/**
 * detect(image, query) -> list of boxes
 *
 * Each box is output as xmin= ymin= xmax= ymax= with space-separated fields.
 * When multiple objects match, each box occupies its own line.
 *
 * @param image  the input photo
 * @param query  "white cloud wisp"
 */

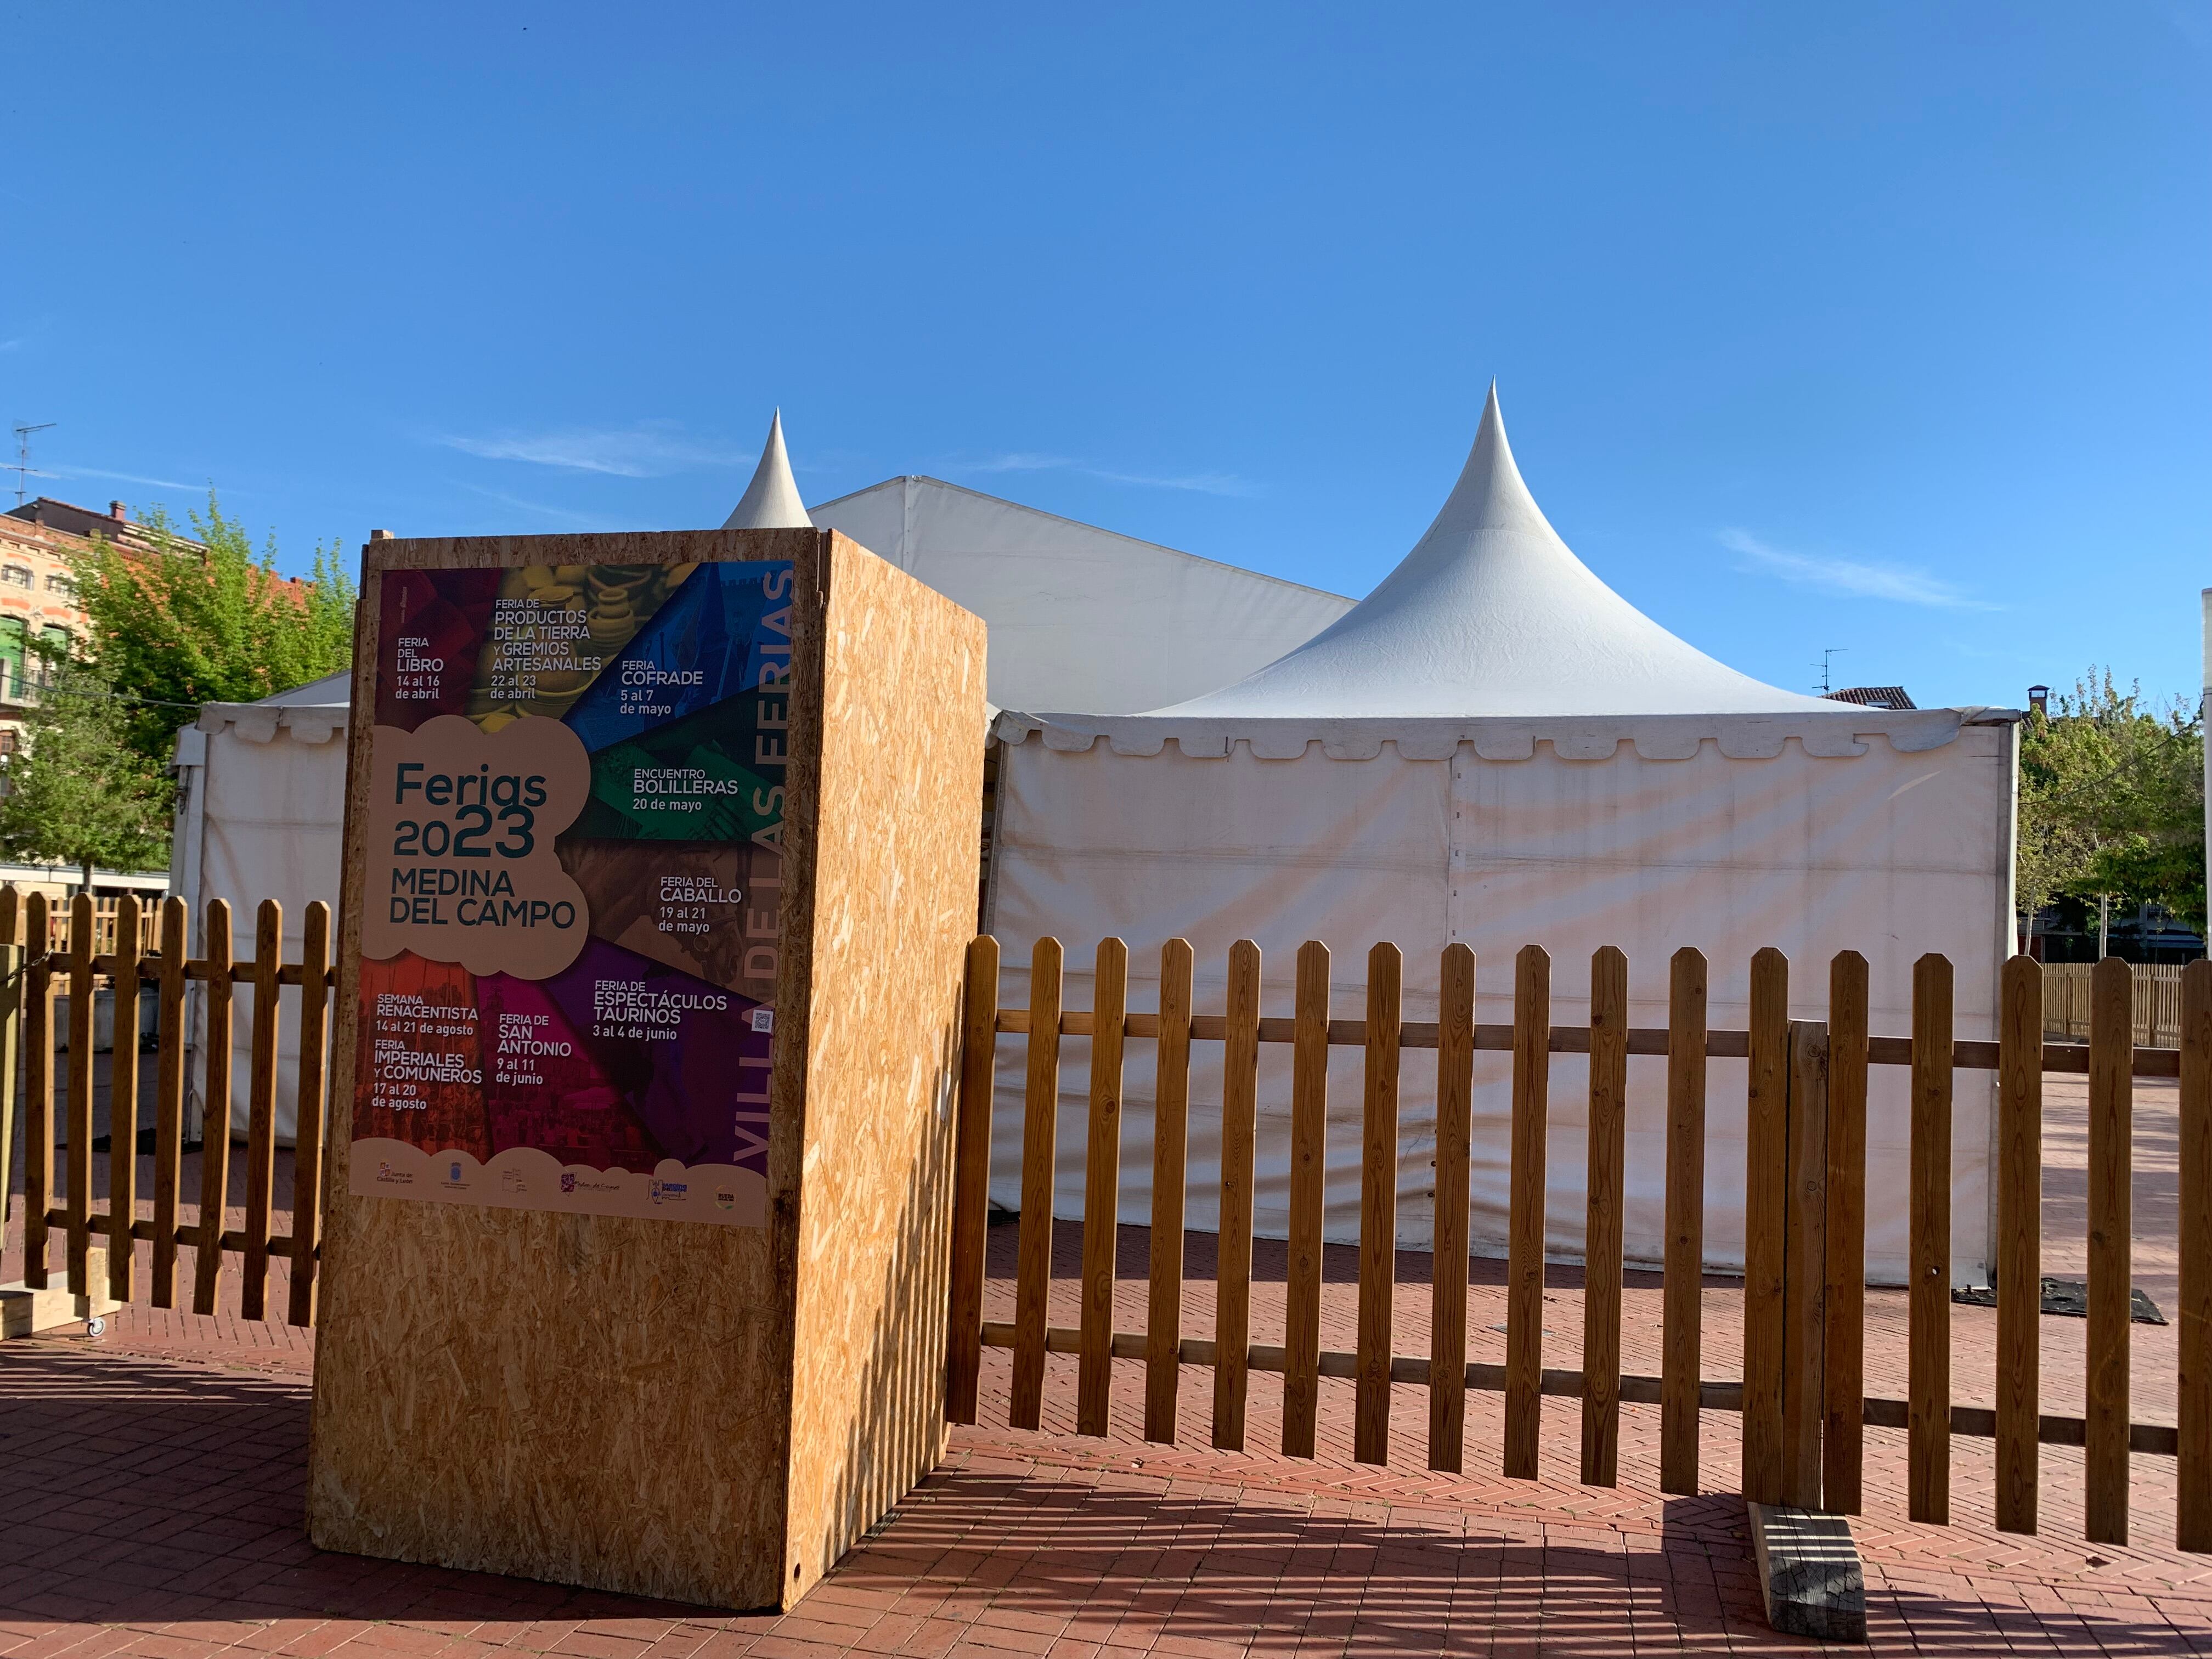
xmin=1722 ymin=528 xmax=1997 ymax=611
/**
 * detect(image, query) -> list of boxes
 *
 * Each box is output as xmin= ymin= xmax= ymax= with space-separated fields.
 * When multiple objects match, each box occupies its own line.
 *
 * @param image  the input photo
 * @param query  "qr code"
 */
xmin=749 ymin=1008 xmax=774 ymax=1033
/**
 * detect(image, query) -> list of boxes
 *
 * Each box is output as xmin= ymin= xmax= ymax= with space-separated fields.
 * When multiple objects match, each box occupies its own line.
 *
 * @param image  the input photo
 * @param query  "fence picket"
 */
xmin=151 ymin=898 xmax=189 ymax=1308
xmin=1355 ymin=942 xmax=1402 ymax=1467
xmin=192 ymin=900 xmax=235 ymax=1316
xmin=1077 ymin=938 xmax=1128 ymax=1437
xmin=0 ymin=889 xmax=16 ymax=1274
xmin=1145 ymin=939 xmax=1194 ymax=1443
xmin=1781 ymin=1020 xmax=1829 ymax=1510
xmin=287 ymin=901 xmax=332 ymax=1328
xmin=1505 ymin=944 xmax=1550 ymax=1480
xmin=1661 ymin=947 xmax=1708 ymax=1496
xmin=1010 ymin=935 xmax=1063 ymax=1431
xmin=1582 ymin=946 xmax=1628 ymax=1488
xmin=66 ymin=894 xmax=95 ymax=1295
xmin=1741 ymin=946 xmax=1789 ymax=1506
xmin=1997 ymin=954 xmax=2042 ymax=1535
xmin=240 ymin=900 xmax=283 ymax=1321
xmin=1429 ymin=943 xmax=1475 ymax=1474
xmin=1279 ymin=940 xmax=1325 ymax=1458
xmin=2181 ymin=958 xmax=2212 ymax=1554
xmin=105 ymin=896 xmax=143 ymax=1303
xmin=1825 ymin=952 xmax=1869 ymax=1515
xmin=2086 ymin=956 xmax=2132 ymax=1545
xmin=1910 ymin=952 xmax=1954 ymax=1525
xmin=1216 ymin=939 xmax=1264 ymax=1451
xmin=945 ymin=935 xmax=998 ymax=1426
xmin=21 ymin=891 xmax=49 ymax=1290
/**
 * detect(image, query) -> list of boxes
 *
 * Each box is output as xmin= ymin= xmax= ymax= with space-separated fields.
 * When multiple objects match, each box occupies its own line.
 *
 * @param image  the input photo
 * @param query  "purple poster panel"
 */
xmin=352 ymin=560 xmax=796 ymax=1226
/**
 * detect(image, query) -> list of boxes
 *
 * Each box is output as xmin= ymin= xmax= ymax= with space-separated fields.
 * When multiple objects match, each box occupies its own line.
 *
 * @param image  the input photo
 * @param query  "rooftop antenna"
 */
xmin=10 ymin=422 xmax=54 ymax=507
xmin=1814 ymin=646 xmax=1846 ymax=695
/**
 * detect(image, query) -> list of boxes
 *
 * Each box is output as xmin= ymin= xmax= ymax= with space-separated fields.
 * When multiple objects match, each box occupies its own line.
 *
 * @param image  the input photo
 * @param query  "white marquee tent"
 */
xmin=986 ymin=387 xmax=2017 ymax=1285
xmin=171 ymin=415 xmax=1351 ymax=1137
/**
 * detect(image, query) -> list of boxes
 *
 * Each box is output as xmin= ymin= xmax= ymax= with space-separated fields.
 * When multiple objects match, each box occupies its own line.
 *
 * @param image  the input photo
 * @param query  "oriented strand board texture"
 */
xmin=779 ymin=535 xmax=985 ymax=1594
xmin=308 ymin=530 xmax=826 ymax=1612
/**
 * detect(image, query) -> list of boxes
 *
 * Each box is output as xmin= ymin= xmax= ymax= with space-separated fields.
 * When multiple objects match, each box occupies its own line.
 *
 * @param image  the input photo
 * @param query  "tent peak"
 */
xmin=722 ymin=409 xmax=811 ymax=530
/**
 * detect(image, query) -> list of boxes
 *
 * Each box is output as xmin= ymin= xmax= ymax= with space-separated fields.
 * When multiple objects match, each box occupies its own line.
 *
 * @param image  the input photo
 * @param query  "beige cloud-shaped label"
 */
xmin=363 ymin=714 xmax=593 ymax=980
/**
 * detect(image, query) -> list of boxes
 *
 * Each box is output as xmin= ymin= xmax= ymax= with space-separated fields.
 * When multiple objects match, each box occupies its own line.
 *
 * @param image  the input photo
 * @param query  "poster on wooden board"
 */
xmin=309 ymin=528 xmax=987 ymax=1613
xmin=352 ymin=555 xmax=799 ymax=1226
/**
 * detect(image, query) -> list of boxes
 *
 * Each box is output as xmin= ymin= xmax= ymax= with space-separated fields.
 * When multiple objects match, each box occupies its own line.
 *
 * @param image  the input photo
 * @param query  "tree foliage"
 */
xmin=2017 ymin=669 xmax=2205 ymax=928
xmin=0 ymin=662 xmax=174 ymax=882
xmin=67 ymin=493 xmax=356 ymax=766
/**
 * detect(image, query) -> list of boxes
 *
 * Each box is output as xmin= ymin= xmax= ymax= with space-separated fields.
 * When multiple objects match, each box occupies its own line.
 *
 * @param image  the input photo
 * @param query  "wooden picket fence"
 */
xmin=945 ymin=936 xmax=2212 ymax=1554
xmin=2044 ymin=961 xmax=2187 ymax=1049
xmin=0 ymin=885 xmax=336 ymax=1327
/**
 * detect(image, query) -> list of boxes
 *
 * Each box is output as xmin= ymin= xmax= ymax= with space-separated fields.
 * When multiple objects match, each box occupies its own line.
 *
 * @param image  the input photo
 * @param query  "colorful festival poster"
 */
xmin=351 ymin=559 xmax=796 ymax=1226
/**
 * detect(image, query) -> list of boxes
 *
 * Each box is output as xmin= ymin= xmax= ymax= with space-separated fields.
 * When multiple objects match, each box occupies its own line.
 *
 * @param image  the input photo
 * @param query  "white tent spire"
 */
xmin=1144 ymin=385 xmax=1836 ymax=719
xmin=722 ymin=409 xmax=811 ymax=530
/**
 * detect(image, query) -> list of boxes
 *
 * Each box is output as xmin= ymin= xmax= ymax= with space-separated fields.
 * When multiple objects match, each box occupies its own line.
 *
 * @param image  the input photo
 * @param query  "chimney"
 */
xmin=108 ymin=501 xmax=127 ymax=522
xmin=2028 ymin=685 xmax=2050 ymax=717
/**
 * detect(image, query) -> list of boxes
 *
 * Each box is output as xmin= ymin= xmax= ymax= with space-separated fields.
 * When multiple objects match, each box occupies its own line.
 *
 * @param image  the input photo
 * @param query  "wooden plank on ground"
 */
xmin=1216 ymin=939 xmax=1263 ymax=1451
xmin=19 ymin=892 xmax=47 ymax=1291
xmin=1582 ymin=945 xmax=1628 ymax=1488
xmin=66 ymin=894 xmax=94 ymax=1296
xmin=1910 ymin=952 xmax=1953 ymax=1526
xmin=151 ymin=898 xmax=188 ymax=1308
xmin=286 ymin=901 xmax=332 ymax=1328
xmin=240 ymin=900 xmax=282 ymax=1321
xmin=2181 ymin=958 xmax=2212 ymax=1554
xmin=106 ymin=896 xmax=142 ymax=1304
xmin=2085 ymin=955 xmax=2131 ymax=1546
xmin=1741 ymin=946 xmax=1788 ymax=1506
xmin=1505 ymin=943 xmax=1550 ymax=1480
xmin=1781 ymin=1020 xmax=1829 ymax=1510
xmin=1145 ymin=938 xmax=1194 ymax=1444
xmin=191 ymin=901 xmax=235 ymax=1316
xmin=1355 ymin=942 xmax=1402 ymax=1467
xmin=1661 ymin=946 xmax=1708 ymax=1497
xmin=1279 ymin=939 xmax=1328 ymax=1454
xmin=1824 ymin=952 xmax=1869 ymax=1516
xmin=1429 ymin=942 xmax=1475 ymax=1474
xmin=1996 ymin=953 xmax=2042 ymax=1535
xmin=945 ymin=935 xmax=998 ymax=1426
xmin=1077 ymin=938 xmax=1128 ymax=1437
xmin=1011 ymin=936 xmax=1063 ymax=1431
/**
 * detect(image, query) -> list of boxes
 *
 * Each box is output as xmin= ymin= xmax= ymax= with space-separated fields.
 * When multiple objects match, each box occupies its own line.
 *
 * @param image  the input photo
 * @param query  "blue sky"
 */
xmin=4 ymin=2 xmax=2206 ymax=709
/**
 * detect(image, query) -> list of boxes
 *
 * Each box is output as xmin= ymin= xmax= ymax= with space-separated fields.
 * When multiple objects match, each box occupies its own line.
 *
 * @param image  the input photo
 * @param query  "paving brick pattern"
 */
xmin=2 ymin=1079 xmax=2207 ymax=1654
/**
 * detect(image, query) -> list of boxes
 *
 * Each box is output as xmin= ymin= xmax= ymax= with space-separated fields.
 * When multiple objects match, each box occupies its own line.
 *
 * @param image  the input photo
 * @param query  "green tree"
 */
xmin=0 ymin=662 xmax=174 ymax=884
xmin=2018 ymin=668 xmax=2205 ymax=930
xmin=67 ymin=493 xmax=355 ymax=767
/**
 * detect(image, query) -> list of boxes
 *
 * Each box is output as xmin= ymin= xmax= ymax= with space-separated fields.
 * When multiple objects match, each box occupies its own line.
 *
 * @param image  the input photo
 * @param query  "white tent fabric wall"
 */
xmin=810 ymin=476 xmax=1354 ymax=715
xmin=170 ymin=673 xmax=350 ymax=1144
xmin=985 ymin=709 xmax=2016 ymax=1286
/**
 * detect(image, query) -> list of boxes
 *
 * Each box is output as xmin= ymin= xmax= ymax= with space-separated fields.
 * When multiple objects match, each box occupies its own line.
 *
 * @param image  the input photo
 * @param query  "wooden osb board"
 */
xmin=309 ymin=529 xmax=826 ymax=1611
xmin=778 ymin=535 xmax=985 ymax=1592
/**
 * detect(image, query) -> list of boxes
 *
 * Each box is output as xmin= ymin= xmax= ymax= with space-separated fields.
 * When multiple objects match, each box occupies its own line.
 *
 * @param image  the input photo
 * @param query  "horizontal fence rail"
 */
xmin=944 ymin=936 xmax=2212 ymax=1556
xmin=0 ymin=885 xmax=336 ymax=1329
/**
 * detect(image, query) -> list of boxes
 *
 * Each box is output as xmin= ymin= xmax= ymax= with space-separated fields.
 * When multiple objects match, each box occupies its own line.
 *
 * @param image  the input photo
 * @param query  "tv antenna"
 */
xmin=10 ymin=422 xmax=54 ymax=507
xmin=1814 ymin=647 xmax=1846 ymax=695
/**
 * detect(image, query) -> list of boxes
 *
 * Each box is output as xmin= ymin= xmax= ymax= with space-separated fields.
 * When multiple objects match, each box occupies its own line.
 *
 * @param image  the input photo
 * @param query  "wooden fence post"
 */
xmin=1144 ymin=938 xmax=1194 ymax=1444
xmin=1996 ymin=954 xmax=2042 ymax=1535
xmin=191 ymin=899 xmax=235 ymax=1316
xmin=2085 ymin=956 xmax=2132 ymax=1545
xmin=2181 ymin=957 xmax=2212 ymax=1554
xmin=1824 ymin=952 xmax=1869 ymax=1515
xmin=151 ymin=897 xmax=189 ymax=1308
xmin=66 ymin=893 xmax=94 ymax=1296
xmin=1781 ymin=1019 xmax=1830 ymax=1510
xmin=1010 ymin=935 xmax=1062 ymax=1431
xmin=1077 ymin=938 xmax=1127 ymax=1437
xmin=1582 ymin=945 xmax=1628 ymax=1488
xmin=1278 ymin=940 xmax=1324 ymax=1457
xmin=107 ymin=895 xmax=143 ymax=1304
xmin=1660 ymin=947 xmax=1708 ymax=1496
xmin=1354 ymin=941 xmax=1402 ymax=1467
xmin=1910 ymin=952 xmax=1954 ymax=1525
xmin=287 ymin=901 xmax=332 ymax=1328
xmin=0 ymin=887 xmax=18 ymax=1238
xmin=1217 ymin=938 xmax=1263 ymax=1452
xmin=1504 ymin=944 xmax=1550 ymax=1481
xmin=1428 ymin=942 xmax=1475 ymax=1474
xmin=22 ymin=891 xmax=51 ymax=1289
xmin=945 ymin=935 xmax=998 ymax=1426
xmin=1741 ymin=946 xmax=1789 ymax=1505
xmin=240 ymin=899 xmax=282 ymax=1321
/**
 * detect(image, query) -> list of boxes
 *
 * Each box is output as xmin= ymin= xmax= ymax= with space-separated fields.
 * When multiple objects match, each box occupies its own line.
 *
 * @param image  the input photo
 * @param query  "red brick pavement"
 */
xmin=2 ymin=1077 xmax=2207 ymax=1655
